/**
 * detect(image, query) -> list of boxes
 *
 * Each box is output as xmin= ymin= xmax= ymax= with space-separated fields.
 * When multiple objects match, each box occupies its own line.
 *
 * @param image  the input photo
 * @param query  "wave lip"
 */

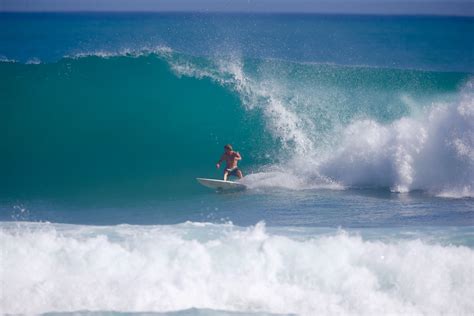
xmin=67 ymin=45 xmax=174 ymax=60
xmin=0 ymin=55 xmax=17 ymax=63
xmin=1 ymin=222 xmax=474 ymax=315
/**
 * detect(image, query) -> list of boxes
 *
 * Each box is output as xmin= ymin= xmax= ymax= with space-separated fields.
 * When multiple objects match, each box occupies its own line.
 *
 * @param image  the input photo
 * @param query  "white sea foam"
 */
xmin=25 ymin=57 xmax=42 ymax=64
xmin=0 ymin=55 xmax=17 ymax=63
xmin=1 ymin=222 xmax=473 ymax=315
xmin=240 ymin=168 xmax=344 ymax=191
xmin=68 ymin=45 xmax=174 ymax=60
xmin=317 ymin=81 xmax=474 ymax=196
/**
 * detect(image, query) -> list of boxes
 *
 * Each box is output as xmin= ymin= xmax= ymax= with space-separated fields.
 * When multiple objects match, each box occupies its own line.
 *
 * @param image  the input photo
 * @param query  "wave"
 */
xmin=1 ymin=221 xmax=473 ymax=315
xmin=164 ymin=51 xmax=473 ymax=197
xmin=1 ymin=50 xmax=472 ymax=197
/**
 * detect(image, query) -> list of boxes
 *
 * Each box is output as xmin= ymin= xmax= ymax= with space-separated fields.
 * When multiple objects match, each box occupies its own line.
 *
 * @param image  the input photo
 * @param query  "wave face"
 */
xmin=0 ymin=53 xmax=272 ymax=197
xmin=1 ymin=51 xmax=473 ymax=197
xmin=1 ymin=222 xmax=473 ymax=315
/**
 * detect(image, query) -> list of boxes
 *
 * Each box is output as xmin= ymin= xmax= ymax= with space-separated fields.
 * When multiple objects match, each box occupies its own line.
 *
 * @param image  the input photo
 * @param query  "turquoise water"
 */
xmin=1 ymin=13 xmax=473 ymax=315
xmin=2 ymin=54 xmax=470 ymax=197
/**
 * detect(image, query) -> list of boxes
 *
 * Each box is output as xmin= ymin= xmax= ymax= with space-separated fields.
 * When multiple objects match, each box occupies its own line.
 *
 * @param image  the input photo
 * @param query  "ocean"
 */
xmin=1 ymin=13 xmax=473 ymax=315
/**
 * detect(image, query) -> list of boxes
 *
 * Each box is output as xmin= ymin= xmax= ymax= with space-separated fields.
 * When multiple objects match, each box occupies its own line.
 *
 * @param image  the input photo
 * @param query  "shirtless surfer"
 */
xmin=216 ymin=144 xmax=243 ymax=181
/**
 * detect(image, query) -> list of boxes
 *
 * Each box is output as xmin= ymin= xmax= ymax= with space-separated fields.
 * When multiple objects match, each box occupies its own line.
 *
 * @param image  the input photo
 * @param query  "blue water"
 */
xmin=1 ymin=13 xmax=473 ymax=71
xmin=1 ymin=13 xmax=473 ymax=315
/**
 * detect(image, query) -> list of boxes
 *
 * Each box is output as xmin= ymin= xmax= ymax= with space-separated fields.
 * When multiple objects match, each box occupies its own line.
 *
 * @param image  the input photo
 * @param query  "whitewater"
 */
xmin=2 ymin=222 xmax=474 ymax=315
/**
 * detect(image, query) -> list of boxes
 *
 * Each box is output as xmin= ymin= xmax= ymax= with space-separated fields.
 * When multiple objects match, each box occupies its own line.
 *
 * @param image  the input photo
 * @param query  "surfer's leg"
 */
xmin=236 ymin=169 xmax=243 ymax=179
xmin=223 ymin=171 xmax=229 ymax=181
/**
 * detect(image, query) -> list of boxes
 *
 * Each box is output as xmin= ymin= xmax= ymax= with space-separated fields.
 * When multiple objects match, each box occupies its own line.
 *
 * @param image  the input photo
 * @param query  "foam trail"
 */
xmin=1 ymin=222 xmax=474 ymax=315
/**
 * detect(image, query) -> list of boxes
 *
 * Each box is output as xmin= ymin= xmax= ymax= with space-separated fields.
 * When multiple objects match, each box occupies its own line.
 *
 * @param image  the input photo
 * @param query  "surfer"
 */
xmin=216 ymin=144 xmax=243 ymax=181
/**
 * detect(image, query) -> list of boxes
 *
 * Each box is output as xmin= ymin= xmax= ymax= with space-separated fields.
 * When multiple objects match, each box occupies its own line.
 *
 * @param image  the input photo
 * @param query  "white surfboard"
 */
xmin=196 ymin=178 xmax=246 ymax=191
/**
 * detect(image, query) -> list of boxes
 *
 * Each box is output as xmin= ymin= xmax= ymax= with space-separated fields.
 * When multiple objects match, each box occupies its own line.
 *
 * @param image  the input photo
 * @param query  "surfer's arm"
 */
xmin=216 ymin=155 xmax=225 ymax=168
xmin=235 ymin=152 xmax=242 ymax=160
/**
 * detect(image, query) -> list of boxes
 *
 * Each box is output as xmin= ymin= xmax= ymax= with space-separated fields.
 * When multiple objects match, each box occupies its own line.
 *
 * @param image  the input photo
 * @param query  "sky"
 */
xmin=1 ymin=0 xmax=473 ymax=16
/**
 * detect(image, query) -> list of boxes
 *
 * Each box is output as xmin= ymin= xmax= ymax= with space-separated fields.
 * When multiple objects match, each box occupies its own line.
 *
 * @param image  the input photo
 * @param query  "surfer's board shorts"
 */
xmin=225 ymin=167 xmax=241 ymax=176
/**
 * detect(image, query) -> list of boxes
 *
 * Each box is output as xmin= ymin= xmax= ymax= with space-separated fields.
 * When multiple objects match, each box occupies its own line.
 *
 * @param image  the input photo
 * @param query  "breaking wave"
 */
xmin=164 ymin=51 xmax=473 ymax=197
xmin=1 ymin=221 xmax=473 ymax=315
xmin=1 ymin=49 xmax=472 ymax=197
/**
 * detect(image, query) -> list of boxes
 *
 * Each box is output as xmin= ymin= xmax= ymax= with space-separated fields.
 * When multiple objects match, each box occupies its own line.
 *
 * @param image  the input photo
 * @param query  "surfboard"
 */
xmin=196 ymin=178 xmax=246 ymax=191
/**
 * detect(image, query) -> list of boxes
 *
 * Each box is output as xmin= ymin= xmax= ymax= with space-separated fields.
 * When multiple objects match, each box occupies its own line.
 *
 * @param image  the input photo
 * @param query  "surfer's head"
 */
xmin=224 ymin=144 xmax=233 ymax=152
